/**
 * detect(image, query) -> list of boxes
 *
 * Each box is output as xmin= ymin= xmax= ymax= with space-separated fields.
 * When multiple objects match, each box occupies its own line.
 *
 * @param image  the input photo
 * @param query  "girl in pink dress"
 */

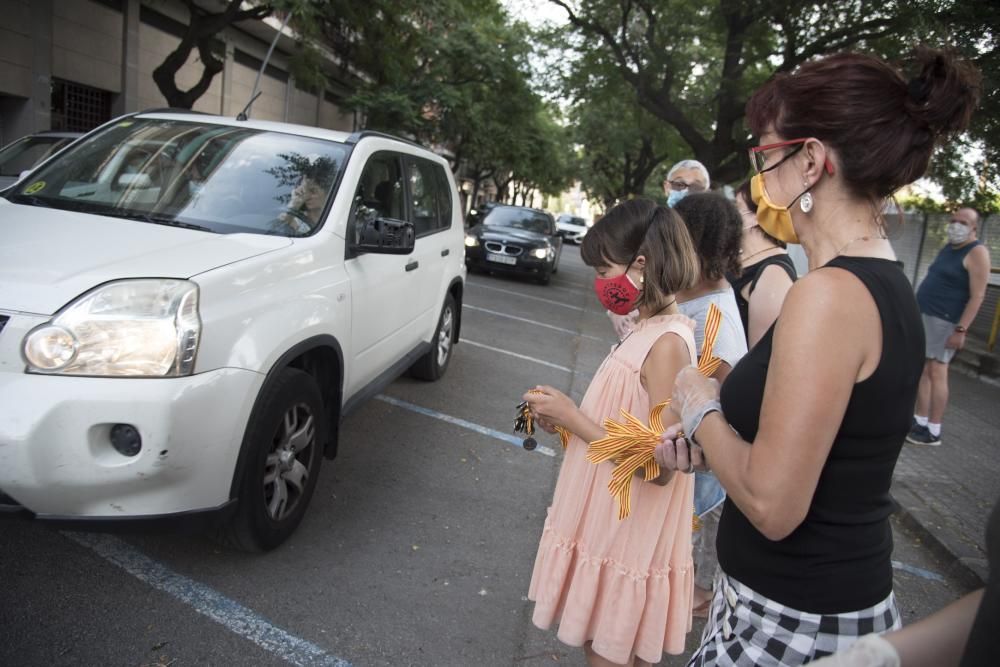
xmin=524 ymin=198 xmax=701 ymax=666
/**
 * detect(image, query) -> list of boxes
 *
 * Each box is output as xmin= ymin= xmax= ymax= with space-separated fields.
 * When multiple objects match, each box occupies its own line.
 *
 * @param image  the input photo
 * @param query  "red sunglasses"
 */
xmin=749 ymin=139 xmax=835 ymax=175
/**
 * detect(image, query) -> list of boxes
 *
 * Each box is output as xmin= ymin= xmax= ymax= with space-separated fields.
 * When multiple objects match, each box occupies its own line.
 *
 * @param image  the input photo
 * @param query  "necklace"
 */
xmin=741 ymin=245 xmax=781 ymax=265
xmin=835 ymin=234 xmax=886 ymax=256
xmin=650 ymin=299 xmax=677 ymax=317
xmin=616 ymin=300 xmax=678 ymax=347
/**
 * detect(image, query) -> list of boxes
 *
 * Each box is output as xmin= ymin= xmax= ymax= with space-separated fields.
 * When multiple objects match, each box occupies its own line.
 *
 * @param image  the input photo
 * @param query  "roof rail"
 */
xmin=344 ymin=130 xmax=425 ymax=149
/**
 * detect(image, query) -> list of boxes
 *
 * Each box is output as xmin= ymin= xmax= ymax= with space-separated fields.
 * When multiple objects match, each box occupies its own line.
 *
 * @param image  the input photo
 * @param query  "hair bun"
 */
xmin=904 ymin=46 xmax=980 ymax=138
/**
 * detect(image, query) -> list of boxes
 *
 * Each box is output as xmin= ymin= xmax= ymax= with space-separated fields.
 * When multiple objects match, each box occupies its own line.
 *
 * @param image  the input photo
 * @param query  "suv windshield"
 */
xmin=5 ymin=118 xmax=348 ymax=237
xmin=483 ymin=207 xmax=551 ymax=234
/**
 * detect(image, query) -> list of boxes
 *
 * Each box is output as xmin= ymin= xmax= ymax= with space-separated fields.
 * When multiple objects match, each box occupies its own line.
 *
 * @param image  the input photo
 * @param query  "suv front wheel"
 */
xmin=219 ymin=367 xmax=325 ymax=551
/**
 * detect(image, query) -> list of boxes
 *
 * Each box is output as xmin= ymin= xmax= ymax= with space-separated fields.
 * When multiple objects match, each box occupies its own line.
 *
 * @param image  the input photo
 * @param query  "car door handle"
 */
xmin=405 ymin=260 xmax=419 ymax=272
xmin=441 ymin=249 xmax=450 ymax=257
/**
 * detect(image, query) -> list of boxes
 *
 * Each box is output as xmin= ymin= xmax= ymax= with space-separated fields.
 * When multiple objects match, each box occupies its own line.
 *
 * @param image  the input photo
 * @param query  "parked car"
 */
xmin=0 ymin=131 xmax=82 ymax=189
xmin=555 ymin=213 xmax=589 ymax=244
xmin=464 ymin=204 xmax=562 ymax=284
xmin=0 ymin=111 xmax=466 ymax=551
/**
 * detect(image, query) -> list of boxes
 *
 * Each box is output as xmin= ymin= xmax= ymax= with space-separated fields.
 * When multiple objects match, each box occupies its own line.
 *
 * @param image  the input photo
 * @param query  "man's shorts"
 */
xmin=922 ymin=313 xmax=958 ymax=363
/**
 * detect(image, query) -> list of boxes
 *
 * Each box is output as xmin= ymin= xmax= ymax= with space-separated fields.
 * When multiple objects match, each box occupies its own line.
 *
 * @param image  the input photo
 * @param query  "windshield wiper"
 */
xmin=103 ymin=209 xmax=216 ymax=233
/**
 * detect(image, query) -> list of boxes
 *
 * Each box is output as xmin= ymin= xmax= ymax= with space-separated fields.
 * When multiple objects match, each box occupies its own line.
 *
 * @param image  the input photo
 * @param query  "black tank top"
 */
xmin=717 ymin=256 xmax=924 ymax=613
xmin=729 ymin=253 xmax=797 ymax=343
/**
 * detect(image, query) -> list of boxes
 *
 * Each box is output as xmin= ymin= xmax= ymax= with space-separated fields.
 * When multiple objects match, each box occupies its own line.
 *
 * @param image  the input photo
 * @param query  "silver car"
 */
xmin=0 ymin=131 xmax=82 ymax=189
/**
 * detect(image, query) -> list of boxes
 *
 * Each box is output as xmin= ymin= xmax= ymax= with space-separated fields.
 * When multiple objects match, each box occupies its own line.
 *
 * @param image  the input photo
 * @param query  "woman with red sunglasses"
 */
xmin=652 ymin=47 xmax=980 ymax=666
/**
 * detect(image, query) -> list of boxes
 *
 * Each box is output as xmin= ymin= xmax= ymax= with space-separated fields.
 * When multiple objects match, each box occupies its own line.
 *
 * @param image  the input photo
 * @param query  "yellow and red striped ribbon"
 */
xmin=586 ymin=303 xmax=723 ymax=520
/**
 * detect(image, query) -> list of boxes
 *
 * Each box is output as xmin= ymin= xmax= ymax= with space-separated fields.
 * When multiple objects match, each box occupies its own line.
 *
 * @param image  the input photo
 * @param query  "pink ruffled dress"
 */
xmin=528 ymin=314 xmax=697 ymax=664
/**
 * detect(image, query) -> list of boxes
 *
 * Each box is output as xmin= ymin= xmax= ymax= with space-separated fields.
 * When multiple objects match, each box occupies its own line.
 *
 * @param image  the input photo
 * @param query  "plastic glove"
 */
xmin=653 ymin=423 xmax=708 ymax=474
xmin=608 ymin=309 xmax=640 ymax=340
xmin=670 ymin=366 xmax=722 ymax=443
xmin=807 ymin=634 xmax=900 ymax=667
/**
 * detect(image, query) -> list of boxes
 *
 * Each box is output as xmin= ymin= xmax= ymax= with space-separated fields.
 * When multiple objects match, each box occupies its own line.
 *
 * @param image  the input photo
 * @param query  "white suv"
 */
xmin=0 ymin=111 xmax=465 ymax=550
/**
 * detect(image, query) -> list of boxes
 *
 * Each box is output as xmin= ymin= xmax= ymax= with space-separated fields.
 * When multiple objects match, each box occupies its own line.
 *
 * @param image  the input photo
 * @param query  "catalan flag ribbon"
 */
xmin=586 ymin=303 xmax=723 ymax=520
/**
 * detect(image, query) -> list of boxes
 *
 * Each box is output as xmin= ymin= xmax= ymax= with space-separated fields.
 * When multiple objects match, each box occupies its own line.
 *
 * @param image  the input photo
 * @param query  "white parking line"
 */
xmin=891 ymin=560 xmax=945 ymax=582
xmin=375 ymin=394 xmax=557 ymax=457
xmin=64 ymin=532 xmax=351 ymax=667
xmin=461 ymin=339 xmax=573 ymax=373
xmin=463 ymin=305 xmax=605 ymax=341
xmin=467 ymin=282 xmax=584 ymax=311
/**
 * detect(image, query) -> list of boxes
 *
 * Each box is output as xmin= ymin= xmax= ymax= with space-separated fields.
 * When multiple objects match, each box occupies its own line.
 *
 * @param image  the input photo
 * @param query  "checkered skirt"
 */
xmin=686 ymin=573 xmax=901 ymax=666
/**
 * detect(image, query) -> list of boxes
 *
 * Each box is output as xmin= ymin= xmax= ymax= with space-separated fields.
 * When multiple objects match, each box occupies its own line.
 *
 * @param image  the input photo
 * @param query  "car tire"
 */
xmin=410 ymin=293 xmax=457 ymax=381
xmin=218 ymin=367 xmax=325 ymax=552
xmin=537 ymin=269 xmax=552 ymax=285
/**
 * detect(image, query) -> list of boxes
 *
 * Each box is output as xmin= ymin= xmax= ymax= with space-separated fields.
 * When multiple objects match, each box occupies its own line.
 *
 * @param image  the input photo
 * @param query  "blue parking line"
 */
xmin=64 ymin=532 xmax=352 ymax=667
xmin=891 ymin=560 xmax=945 ymax=582
xmin=375 ymin=394 xmax=557 ymax=457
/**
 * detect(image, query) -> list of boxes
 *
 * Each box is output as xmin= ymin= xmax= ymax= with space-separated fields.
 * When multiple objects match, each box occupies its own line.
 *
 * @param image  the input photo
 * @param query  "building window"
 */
xmin=51 ymin=78 xmax=112 ymax=132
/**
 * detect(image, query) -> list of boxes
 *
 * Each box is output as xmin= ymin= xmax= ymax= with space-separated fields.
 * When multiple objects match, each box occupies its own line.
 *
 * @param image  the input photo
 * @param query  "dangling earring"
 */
xmin=800 ymin=192 xmax=813 ymax=213
xmin=639 ymin=274 xmax=645 ymax=285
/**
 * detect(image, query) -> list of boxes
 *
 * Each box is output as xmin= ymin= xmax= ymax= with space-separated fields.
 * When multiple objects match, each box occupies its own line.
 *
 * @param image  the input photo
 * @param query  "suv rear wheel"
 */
xmin=410 ymin=293 xmax=456 ymax=381
xmin=219 ymin=367 xmax=325 ymax=551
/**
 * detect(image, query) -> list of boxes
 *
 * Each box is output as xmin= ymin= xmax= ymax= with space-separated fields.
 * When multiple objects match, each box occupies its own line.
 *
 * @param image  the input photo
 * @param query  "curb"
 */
xmin=891 ymin=483 xmax=987 ymax=592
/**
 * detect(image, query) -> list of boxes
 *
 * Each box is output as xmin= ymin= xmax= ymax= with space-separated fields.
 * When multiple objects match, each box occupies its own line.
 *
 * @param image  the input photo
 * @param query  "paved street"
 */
xmin=0 ymin=245 xmax=982 ymax=666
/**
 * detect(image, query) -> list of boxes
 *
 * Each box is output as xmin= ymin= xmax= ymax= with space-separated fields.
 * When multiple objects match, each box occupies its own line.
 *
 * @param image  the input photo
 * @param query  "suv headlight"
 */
xmin=23 ymin=279 xmax=201 ymax=377
xmin=532 ymin=247 xmax=551 ymax=259
xmin=464 ymin=234 xmax=479 ymax=247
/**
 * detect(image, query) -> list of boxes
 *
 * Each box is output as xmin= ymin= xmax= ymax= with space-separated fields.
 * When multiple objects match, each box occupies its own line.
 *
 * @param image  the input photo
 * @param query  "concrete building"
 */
xmin=0 ymin=0 xmax=357 ymax=145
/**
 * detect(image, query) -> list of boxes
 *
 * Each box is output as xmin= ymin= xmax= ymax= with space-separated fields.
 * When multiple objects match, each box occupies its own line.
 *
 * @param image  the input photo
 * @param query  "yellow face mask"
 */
xmin=750 ymin=173 xmax=800 ymax=245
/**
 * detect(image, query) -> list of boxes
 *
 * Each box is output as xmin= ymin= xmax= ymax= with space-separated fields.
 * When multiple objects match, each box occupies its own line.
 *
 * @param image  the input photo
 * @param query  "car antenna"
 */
xmin=236 ymin=9 xmax=292 ymax=121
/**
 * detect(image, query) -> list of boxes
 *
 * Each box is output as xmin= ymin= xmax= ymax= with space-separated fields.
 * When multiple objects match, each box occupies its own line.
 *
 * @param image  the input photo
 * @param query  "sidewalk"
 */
xmin=892 ymin=366 xmax=1000 ymax=589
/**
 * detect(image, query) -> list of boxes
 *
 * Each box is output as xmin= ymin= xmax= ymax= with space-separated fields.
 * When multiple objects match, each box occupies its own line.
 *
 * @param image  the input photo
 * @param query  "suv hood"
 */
xmin=0 ymin=201 xmax=292 ymax=315
xmin=478 ymin=225 xmax=549 ymax=246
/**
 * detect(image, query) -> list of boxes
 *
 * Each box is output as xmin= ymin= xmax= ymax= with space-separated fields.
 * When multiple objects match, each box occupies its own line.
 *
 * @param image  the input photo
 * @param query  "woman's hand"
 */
xmin=654 ymin=423 xmax=709 ymax=474
xmin=670 ymin=366 xmax=722 ymax=442
xmin=523 ymin=386 xmax=579 ymax=432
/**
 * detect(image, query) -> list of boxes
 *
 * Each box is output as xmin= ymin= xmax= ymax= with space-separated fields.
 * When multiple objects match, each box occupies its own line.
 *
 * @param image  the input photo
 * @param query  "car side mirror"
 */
xmin=354 ymin=212 xmax=415 ymax=255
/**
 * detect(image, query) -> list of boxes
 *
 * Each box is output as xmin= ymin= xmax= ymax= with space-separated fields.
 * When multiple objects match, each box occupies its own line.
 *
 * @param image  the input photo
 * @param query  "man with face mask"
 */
xmin=663 ymin=159 xmax=710 ymax=208
xmin=907 ymin=207 xmax=992 ymax=446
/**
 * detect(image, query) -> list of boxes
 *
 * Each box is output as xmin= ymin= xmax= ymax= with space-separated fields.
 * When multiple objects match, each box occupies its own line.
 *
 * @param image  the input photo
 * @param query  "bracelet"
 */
xmin=954 ymin=324 xmax=967 ymax=333
xmin=682 ymin=400 xmax=722 ymax=445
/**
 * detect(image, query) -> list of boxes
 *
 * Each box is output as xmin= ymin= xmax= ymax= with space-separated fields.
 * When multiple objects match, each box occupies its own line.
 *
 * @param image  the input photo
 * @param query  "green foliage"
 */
xmin=314 ymin=0 xmax=574 ymax=202
xmin=549 ymin=0 xmax=996 ymax=204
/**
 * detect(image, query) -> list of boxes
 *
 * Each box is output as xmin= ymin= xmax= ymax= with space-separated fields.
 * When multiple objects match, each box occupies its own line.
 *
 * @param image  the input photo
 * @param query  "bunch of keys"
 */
xmin=514 ymin=400 xmax=538 ymax=451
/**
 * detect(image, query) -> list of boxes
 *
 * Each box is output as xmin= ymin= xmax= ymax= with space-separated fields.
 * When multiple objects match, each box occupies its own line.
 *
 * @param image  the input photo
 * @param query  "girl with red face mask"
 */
xmin=523 ymin=198 xmax=701 ymax=667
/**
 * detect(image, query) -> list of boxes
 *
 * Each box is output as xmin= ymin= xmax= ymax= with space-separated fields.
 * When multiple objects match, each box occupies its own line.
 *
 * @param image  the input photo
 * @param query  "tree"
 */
xmin=323 ymin=1 xmax=573 ymax=205
xmin=152 ymin=0 xmax=320 ymax=110
xmin=549 ymin=0 xmax=937 ymax=184
xmin=564 ymin=62 xmax=685 ymax=207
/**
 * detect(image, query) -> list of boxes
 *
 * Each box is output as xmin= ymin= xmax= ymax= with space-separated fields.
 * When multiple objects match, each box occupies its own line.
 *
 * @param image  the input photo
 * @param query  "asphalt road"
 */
xmin=0 ymin=245 xmax=976 ymax=666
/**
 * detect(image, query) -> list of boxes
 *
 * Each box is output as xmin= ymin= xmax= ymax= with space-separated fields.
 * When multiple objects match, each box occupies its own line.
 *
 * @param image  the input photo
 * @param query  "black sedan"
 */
xmin=464 ymin=205 xmax=562 ymax=284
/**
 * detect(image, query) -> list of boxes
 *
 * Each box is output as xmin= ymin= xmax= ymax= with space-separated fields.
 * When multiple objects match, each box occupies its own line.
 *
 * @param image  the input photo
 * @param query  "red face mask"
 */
xmin=594 ymin=272 xmax=640 ymax=315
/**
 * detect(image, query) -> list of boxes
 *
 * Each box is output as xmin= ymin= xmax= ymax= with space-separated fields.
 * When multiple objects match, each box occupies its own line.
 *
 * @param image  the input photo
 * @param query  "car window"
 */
xmin=0 ymin=136 xmax=73 ymax=176
xmin=404 ymin=157 xmax=451 ymax=236
xmin=483 ymin=207 xmax=552 ymax=235
xmin=5 ymin=118 xmax=348 ymax=237
xmin=433 ymin=164 xmax=453 ymax=230
xmin=353 ymin=152 xmax=405 ymax=224
xmin=405 ymin=159 xmax=439 ymax=236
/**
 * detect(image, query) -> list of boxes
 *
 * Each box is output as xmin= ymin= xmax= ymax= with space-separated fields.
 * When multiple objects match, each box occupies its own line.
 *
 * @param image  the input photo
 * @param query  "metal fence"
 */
xmin=889 ymin=212 xmax=1000 ymax=352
